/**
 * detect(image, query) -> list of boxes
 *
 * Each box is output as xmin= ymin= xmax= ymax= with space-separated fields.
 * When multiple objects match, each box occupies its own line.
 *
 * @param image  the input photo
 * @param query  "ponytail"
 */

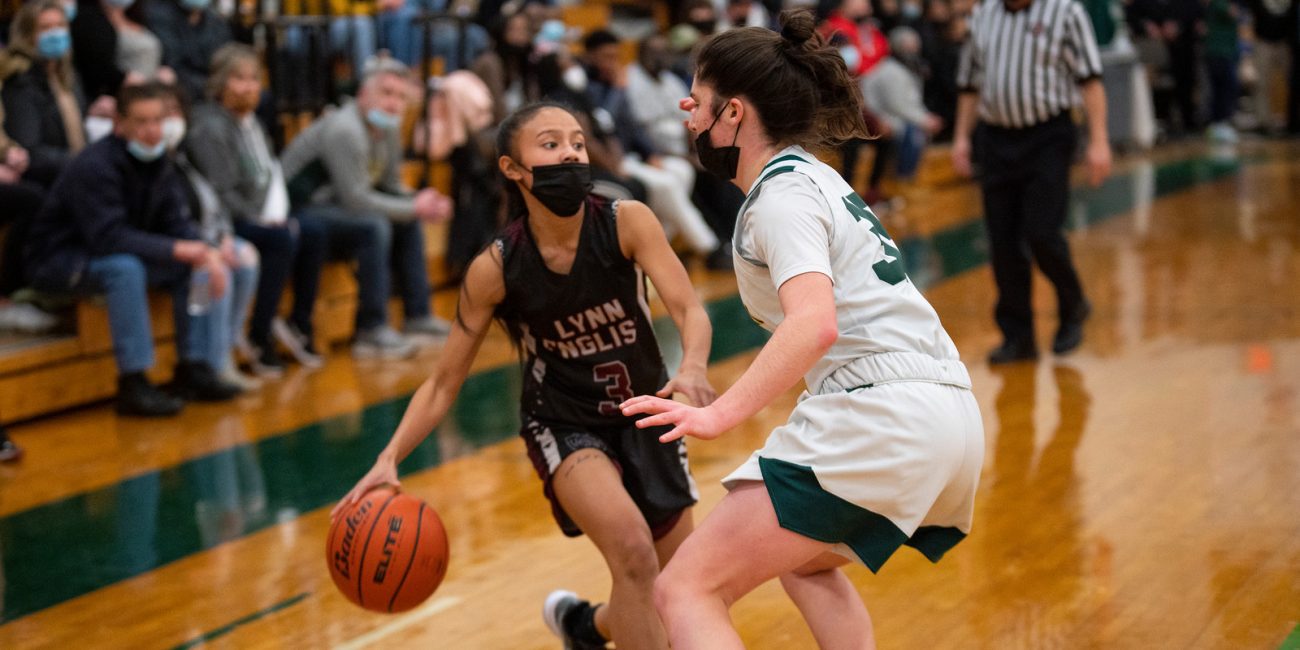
xmin=696 ymin=8 xmax=870 ymax=148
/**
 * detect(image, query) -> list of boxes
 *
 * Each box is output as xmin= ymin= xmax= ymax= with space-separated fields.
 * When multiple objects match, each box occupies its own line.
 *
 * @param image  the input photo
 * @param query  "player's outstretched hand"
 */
xmin=331 ymin=458 xmax=401 ymax=522
xmin=655 ymin=368 xmax=717 ymax=407
xmin=621 ymin=396 xmax=727 ymax=443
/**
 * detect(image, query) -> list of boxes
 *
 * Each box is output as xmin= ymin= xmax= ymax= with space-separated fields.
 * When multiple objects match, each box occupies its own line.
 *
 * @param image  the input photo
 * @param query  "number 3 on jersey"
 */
xmin=842 ymin=193 xmax=907 ymax=285
xmin=594 ymin=361 xmax=634 ymax=416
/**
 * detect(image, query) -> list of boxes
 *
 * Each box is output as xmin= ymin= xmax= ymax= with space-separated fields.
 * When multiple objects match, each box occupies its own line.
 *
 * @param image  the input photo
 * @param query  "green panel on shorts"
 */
xmin=904 ymin=525 xmax=968 ymax=563
xmin=758 ymin=457 xmax=969 ymax=572
xmin=759 ymin=456 xmax=907 ymax=573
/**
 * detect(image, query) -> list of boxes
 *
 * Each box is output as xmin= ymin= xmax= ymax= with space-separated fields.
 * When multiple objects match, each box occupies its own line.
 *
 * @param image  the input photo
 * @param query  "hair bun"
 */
xmin=779 ymin=8 xmax=817 ymax=47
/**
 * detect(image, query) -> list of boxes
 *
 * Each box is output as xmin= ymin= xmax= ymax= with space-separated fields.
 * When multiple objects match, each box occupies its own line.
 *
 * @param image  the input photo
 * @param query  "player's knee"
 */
xmin=603 ymin=531 xmax=660 ymax=586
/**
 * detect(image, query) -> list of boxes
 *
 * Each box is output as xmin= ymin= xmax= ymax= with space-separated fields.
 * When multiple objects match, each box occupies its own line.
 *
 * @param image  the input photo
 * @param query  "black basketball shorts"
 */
xmin=522 ymin=415 xmax=699 ymax=539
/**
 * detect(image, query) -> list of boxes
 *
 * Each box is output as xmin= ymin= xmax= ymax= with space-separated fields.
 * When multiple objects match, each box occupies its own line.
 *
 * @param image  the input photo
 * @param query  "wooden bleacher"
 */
xmin=0 ymin=157 xmax=452 ymax=426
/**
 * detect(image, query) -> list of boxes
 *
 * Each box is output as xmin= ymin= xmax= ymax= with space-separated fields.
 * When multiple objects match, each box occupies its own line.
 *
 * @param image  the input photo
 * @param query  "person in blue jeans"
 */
xmin=281 ymin=56 xmax=453 ymax=360
xmin=376 ymin=0 xmax=488 ymax=71
xmin=24 ymin=81 xmax=241 ymax=416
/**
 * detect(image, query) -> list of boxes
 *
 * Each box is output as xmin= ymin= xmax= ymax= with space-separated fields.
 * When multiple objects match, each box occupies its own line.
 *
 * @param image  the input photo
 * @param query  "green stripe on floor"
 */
xmin=1280 ymin=622 xmax=1300 ymax=650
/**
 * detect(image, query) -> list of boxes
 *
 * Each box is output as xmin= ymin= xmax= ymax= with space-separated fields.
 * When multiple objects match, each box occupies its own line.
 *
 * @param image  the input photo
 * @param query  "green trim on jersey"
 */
xmin=761 ymin=153 xmax=809 ymax=173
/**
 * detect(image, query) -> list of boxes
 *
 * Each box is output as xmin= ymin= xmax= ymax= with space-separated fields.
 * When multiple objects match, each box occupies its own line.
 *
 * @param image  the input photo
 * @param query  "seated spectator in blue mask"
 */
xmin=23 ymin=81 xmax=242 ymax=417
xmin=281 ymin=55 xmax=453 ymax=360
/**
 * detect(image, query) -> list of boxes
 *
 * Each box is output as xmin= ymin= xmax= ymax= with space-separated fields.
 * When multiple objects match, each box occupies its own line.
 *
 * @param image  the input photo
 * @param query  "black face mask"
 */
xmin=522 ymin=162 xmax=591 ymax=216
xmin=695 ymin=101 xmax=741 ymax=181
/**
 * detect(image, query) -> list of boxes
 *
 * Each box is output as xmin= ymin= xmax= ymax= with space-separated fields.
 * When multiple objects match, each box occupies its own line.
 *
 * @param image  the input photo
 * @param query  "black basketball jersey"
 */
xmin=495 ymin=196 xmax=669 ymax=429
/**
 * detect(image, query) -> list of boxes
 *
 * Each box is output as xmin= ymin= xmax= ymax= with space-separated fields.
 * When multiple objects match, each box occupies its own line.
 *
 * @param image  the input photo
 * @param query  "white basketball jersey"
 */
xmin=732 ymin=146 xmax=965 ymax=393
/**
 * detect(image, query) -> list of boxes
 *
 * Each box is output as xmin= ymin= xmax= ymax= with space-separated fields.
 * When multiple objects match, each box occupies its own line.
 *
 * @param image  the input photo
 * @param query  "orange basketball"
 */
xmin=326 ymin=488 xmax=449 ymax=613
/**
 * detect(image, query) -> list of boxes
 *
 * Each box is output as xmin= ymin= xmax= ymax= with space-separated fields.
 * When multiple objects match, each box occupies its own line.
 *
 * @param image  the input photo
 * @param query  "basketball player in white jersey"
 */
xmin=622 ymin=9 xmax=985 ymax=649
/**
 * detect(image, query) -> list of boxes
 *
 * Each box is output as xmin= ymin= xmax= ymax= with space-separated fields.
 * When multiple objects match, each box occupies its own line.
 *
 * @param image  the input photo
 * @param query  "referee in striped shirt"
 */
xmin=951 ymin=0 xmax=1112 ymax=364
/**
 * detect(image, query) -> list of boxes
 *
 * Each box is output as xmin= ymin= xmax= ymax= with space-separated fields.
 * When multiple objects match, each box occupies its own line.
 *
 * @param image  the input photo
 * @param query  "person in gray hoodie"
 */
xmin=281 ymin=56 xmax=452 ymax=360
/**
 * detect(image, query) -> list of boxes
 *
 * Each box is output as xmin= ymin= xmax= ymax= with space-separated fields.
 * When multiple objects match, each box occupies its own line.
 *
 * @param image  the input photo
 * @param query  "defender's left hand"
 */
xmin=621 ymin=397 xmax=728 ymax=443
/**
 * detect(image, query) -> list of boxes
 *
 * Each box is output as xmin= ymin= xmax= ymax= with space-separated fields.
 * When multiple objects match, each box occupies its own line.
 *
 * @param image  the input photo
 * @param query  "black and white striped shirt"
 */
xmin=957 ymin=0 xmax=1104 ymax=129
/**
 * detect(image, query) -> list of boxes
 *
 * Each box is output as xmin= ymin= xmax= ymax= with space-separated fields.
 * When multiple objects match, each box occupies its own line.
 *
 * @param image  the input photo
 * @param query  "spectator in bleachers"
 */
xmin=1203 ymin=0 xmax=1240 ymax=142
xmin=874 ymin=0 xmax=905 ymax=32
xmin=818 ymin=0 xmax=894 ymax=206
xmin=70 ymin=0 xmax=127 ymax=99
xmin=918 ymin=0 xmax=960 ymax=141
xmin=583 ymin=29 xmax=719 ymax=262
xmin=164 ymin=84 xmax=262 ymax=390
xmin=818 ymin=0 xmax=888 ymax=77
xmin=281 ymin=55 xmax=452 ymax=360
xmin=378 ymin=0 xmax=489 ymax=71
xmin=717 ymin=0 xmax=771 ymax=30
xmin=1244 ymin=0 xmax=1294 ymax=133
xmin=188 ymin=43 xmax=317 ymax=374
xmin=471 ymin=8 xmax=536 ymax=123
xmin=0 ymin=127 xmax=59 ymax=334
xmin=146 ymin=0 xmax=232 ymax=104
xmin=1127 ymin=0 xmax=1204 ymax=135
xmin=105 ymin=0 xmax=167 ymax=80
xmin=680 ymin=0 xmax=719 ymax=36
xmin=24 ymin=81 xmax=241 ymax=416
xmin=1 ymin=0 xmax=88 ymax=187
xmin=861 ymin=26 xmax=942 ymax=182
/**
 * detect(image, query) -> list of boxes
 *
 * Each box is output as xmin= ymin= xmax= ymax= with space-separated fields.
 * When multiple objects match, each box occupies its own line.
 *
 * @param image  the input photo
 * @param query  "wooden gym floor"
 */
xmin=1 ymin=140 xmax=1298 ymax=649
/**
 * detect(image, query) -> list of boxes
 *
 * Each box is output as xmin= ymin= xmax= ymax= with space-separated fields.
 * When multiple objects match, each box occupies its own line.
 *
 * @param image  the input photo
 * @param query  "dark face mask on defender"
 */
xmin=521 ymin=162 xmax=592 ymax=217
xmin=696 ymin=100 xmax=742 ymax=181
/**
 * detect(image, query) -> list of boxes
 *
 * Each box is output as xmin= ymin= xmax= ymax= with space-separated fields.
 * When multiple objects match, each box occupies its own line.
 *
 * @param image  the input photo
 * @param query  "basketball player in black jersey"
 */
xmin=333 ymin=102 xmax=717 ymax=650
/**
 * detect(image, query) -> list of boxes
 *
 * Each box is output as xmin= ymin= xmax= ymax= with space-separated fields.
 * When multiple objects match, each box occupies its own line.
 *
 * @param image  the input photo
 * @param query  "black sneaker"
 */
xmin=988 ymin=341 xmax=1038 ymax=365
xmin=1053 ymin=301 xmax=1092 ymax=355
xmin=542 ymin=590 xmax=607 ymax=650
xmin=171 ymin=361 xmax=242 ymax=401
xmin=117 ymin=372 xmax=184 ymax=417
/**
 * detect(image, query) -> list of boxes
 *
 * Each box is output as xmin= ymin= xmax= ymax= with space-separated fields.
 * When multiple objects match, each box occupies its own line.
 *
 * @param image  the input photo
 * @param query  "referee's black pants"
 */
xmin=976 ymin=112 xmax=1086 ymax=347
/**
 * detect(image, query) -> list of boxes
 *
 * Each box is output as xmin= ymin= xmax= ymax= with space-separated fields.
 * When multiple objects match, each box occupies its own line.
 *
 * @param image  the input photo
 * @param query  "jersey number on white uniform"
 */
xmin=842 ymin=193 xmax=908 ymax=286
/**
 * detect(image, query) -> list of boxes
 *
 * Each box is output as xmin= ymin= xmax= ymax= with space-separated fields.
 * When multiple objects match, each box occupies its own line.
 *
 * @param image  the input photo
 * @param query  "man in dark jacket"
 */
xmin=24 ymin=81 xmax=239 ymax=416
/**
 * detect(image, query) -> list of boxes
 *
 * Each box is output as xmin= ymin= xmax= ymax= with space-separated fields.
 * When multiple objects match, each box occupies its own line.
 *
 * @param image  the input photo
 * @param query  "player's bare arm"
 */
xmin=331 ymin=247 xmax=505 ymax=520
xmin=616 ymin=200 xmax=717 ymax=408
xmin=622 ymin=271 xmax=836 ymax=442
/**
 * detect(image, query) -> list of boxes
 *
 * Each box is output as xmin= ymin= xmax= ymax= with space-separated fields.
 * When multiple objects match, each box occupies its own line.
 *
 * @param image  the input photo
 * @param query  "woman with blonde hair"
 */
xmin=1 ymin=0 xmax=90 ymax=186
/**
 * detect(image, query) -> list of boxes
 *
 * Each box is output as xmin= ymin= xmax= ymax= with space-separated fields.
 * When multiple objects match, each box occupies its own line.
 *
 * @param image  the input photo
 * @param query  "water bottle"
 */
xmin=187 ymin=270 xmax=212 ymax=316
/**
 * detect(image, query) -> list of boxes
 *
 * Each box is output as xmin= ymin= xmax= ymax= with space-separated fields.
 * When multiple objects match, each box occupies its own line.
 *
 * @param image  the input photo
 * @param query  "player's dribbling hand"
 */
xmin=620 ymin=397 xmax=727 ymax=443
xmin=331 ymin=458 xmax=401 ymax=522
xmin=655 ymin=369 xmax=717 ymax=407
